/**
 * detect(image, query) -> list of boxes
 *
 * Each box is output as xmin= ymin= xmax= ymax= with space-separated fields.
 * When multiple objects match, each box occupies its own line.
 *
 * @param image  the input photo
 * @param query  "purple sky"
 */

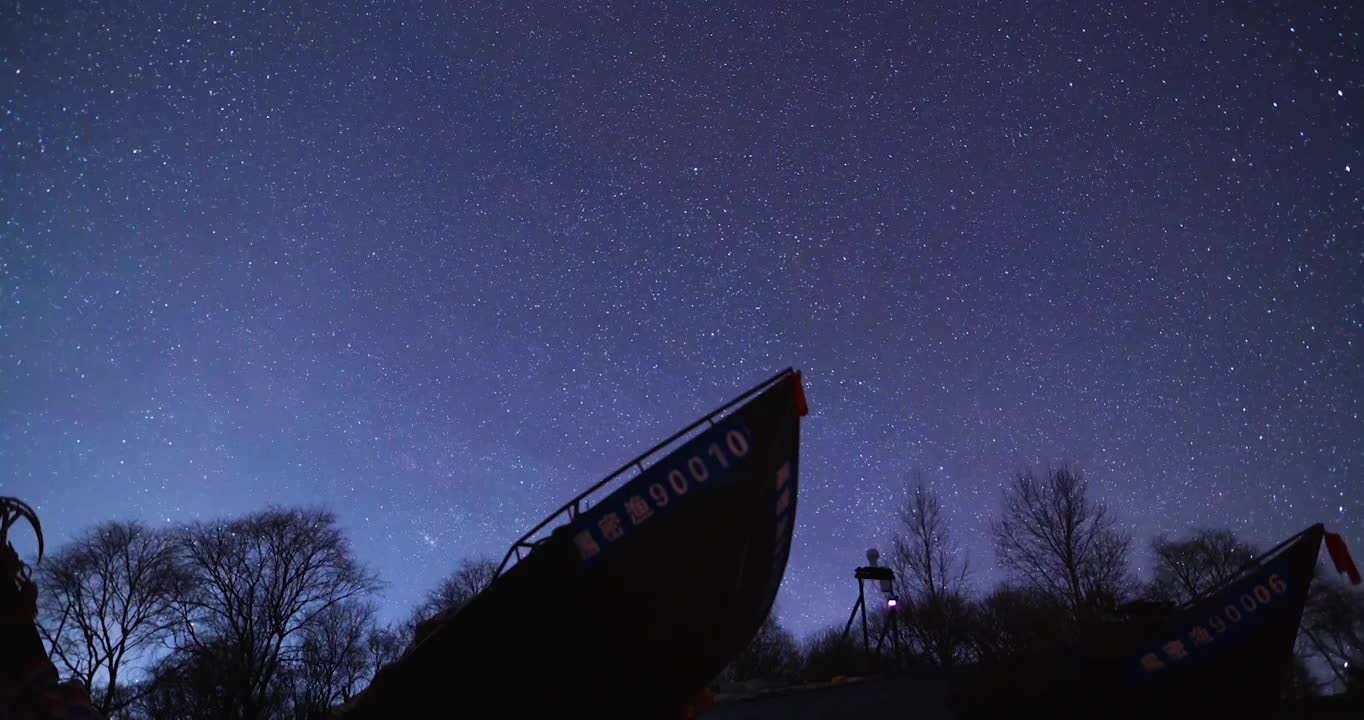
xmin=3 ymin=1 xmax=1360 ymax=640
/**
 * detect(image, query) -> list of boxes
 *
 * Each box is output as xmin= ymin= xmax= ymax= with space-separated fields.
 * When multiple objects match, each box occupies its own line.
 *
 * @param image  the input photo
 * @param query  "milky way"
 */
xmin=2 ymin=1 xmax=1360 ymax=639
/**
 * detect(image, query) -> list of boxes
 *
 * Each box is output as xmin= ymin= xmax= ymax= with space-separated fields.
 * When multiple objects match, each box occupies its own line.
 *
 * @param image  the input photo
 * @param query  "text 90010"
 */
xmin=573 ymin=429 xmax=751 ymax=561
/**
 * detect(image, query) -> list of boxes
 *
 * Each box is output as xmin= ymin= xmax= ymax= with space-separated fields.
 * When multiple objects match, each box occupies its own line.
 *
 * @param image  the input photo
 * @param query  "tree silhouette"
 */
xmin=37 ymin=520 xmax=184 ymax=715
xmin=130 ymin=640 xmax=245 ymax=720
xmin=890 ymin=479 xmax=971 ymax=666
xmin=407 ymin=557 xmax=498 ymax=647
xmin=716 ymin=609 xmax=801 ymax=684
xmin=799 ymin=625 xmax=860 ymax=682
xmin=1299 ymin=571 xmax=1363 ymax=692
xmin=1149 ymin=528 xmax=1258 ymax=604
xmin=966 ymin=585 xmax=1074 ymax=664
xmin=364 ymin=623 xmax=407 ymax=683
xmin=990 ymin=465 xmax=1132 ymax=616
xmin=288 ymin=600 xmax=376 ymax=718
xmin=170 ymin=507 xmax=380 ymax=720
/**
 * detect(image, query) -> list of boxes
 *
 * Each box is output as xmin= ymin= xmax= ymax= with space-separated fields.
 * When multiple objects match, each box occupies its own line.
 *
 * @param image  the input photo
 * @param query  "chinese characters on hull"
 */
xmin=573 ymin=425 xmax=753 ymax=563
xmin=1137 ymin=573 xmax=1293 ymax=674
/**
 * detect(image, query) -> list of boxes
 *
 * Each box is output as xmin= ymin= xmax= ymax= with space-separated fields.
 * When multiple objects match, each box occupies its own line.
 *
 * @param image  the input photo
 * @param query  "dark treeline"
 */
xmin=30 ymin=465 xmax=1364 ymax=718
xmin=715 ymin=465 xmax=1363 ymax=701
xmin=33 ymin=507 xmax=499 ymax=720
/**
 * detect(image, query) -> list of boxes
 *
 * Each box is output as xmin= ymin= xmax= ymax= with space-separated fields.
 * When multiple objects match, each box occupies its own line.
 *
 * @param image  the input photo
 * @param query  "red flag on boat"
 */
xmin=1325 ymin=532 xmax=1360 ymax=585
xmin=792 ymin=372 xmax=809 ymax=417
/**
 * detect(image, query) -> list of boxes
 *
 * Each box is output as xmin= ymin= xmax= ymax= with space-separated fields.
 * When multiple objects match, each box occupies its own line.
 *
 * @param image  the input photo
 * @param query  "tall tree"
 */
xmin=364 ymin=623 xmax=407 ymax=682
xmin=288 ymin=600 xmax=375 ymax=718
xmin=1148 ymin=528 xmax=1258 ymax=604
xmin=37 ymin=520 xmax=184 ymax=716
xmin=891 ymin=480 xmax=971 ymax=666
xmin=171 ymin=507 xmax=381 ymax=720
xmin=1298 ymin=571 xmax=1363 ymax=692
xmin=407 ymin=557 xmax=498 ymax=646
xmin=990 ymin=465 xmax=1132 ymax=616
xmin=130 ymin=641 xmax=242 ymax=720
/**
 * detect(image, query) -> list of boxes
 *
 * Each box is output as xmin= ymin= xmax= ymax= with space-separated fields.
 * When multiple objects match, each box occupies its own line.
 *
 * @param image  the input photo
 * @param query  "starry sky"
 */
xmin=2 ymin=1 xmax=1360 ymax=640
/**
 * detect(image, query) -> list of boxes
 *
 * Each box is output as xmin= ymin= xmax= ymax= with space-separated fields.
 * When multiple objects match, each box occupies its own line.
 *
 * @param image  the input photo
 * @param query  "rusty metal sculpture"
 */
xmin=1 ymin=497 xmax=102 ymax=720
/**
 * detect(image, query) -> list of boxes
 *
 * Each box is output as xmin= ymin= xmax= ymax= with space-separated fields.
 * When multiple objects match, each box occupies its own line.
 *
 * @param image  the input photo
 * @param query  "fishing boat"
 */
xmin=342 ymin=368 xmax=809 ymax=719
xmin=959 ymin=522 xmax=1359 ymax=718
xmin=1088 ymin=522 xmax=1353 ymax=714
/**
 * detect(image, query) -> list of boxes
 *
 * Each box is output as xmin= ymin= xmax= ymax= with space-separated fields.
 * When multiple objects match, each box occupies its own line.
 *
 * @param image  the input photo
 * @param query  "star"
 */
xmin=2 ymin=0 xmax=1358 ymax=651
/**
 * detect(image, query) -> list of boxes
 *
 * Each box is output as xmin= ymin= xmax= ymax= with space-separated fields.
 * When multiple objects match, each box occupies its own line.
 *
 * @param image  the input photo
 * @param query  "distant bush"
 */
xmin=800 ymin=626 xmax=862 ymax=682
xmin=966 ymin=584 xmax=1074 ymax=664
xmin=717 ymin=611 xmax=802 ymax=685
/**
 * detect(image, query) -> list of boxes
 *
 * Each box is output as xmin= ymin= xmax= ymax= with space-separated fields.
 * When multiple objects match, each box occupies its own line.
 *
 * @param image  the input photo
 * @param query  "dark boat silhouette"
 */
xmin=342 ymin=368 xmax=809 ymax=719
xmin=1085 ymin=523 xmax=1335 ymax=713
xmin=958 ymin=522 xmax=1360 ymax=719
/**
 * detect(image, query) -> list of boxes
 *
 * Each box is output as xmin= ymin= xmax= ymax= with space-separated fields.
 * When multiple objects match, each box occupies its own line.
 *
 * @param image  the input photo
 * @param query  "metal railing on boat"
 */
xmin=492 ymin=367 xmax=797 ymax=578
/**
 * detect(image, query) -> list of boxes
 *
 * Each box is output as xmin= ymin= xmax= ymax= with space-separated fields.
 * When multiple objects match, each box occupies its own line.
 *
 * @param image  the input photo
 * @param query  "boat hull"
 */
xmin=344 ymin=371 xmax=805 ymax=718
xmin=1098 ymin=523 xmax=1324 ymax=710
xmin=957 ymin=524 xmax=1329 ymax=718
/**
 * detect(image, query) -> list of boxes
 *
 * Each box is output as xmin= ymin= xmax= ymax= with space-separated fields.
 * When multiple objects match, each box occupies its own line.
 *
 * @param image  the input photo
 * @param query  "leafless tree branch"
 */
xmin=989 ymin=465 xmax=1132 ymax=617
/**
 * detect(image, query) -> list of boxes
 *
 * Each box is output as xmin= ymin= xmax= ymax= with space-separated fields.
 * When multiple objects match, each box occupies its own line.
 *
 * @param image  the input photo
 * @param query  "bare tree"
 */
xmin=171 ymin=507 xmax=381 ymax=720
xmin=1298 ymin=570 xmax=1363 ymax=692
xmin=1149 ymin=528 xmax=1258 ymax=604
xmin=127 ymin=641 xmax=240 ymax=720
xmin=364 ymin=623 xmax=407 ymax=681
xmin=288 ymin=600 xmax=375 ymax=718
xmin=990 ymin=465 xmax=1132 ymax=616
xmin=407 ymin=557 xmax=498 ymax=646
xmin=37 ymin=520 xmax=184 ymax=715
xmin=958 ymin=584 xmax=1082 ymax=716
xmin=891 ymin=479 xmax=971 ymax=666
xmin=717 ymin=609 xmax=801 ymax=685
xmin=966 ymin=585 xmax=1074 ymax=664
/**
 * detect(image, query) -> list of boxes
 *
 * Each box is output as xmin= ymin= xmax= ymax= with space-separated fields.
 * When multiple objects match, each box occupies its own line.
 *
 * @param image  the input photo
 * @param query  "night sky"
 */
xmin=2 ymin=1 xmax=1360 ymax=639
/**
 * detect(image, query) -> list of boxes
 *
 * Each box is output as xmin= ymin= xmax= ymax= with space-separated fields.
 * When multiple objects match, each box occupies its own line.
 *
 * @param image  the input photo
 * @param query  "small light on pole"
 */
xmin=886 ymin=597 xmax=898 ymax=609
